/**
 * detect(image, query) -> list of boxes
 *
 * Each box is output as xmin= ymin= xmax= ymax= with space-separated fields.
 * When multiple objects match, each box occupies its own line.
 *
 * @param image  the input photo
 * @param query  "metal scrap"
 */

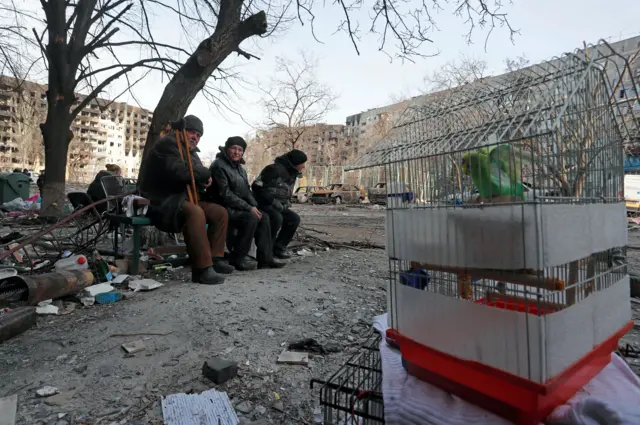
xmin=0 ymin=307 xmax=36 ymax=343
xmin=0 ymin=269 xmax=94 ymax=307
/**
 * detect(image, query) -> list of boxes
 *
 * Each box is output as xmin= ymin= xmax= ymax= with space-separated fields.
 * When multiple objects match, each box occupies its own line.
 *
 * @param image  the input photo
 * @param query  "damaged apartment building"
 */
xmin=0 ymin=75 xmax=152 ymax=181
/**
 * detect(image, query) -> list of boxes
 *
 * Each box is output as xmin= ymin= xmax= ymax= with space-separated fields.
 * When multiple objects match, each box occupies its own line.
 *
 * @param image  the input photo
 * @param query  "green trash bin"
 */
xmin=0 ymin=173 xmax=31 ymax=204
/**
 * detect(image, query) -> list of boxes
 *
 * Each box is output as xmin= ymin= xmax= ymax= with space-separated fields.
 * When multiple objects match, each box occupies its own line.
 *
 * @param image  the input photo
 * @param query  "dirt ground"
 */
xmin=1 ymin=202 xmax=639 ymax=425
xmin=0 ymin=204 xmax=389 ymax=425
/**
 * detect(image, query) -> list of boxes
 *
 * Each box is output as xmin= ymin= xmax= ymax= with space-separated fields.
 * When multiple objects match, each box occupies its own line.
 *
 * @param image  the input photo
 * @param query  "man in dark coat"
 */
xmin=251 ymin=149 xmax=306 ymax=259
xmin=139 ymin=115 xmax=232 ymax=285
xmin=207 ymin=137 xmax=285 ymax=270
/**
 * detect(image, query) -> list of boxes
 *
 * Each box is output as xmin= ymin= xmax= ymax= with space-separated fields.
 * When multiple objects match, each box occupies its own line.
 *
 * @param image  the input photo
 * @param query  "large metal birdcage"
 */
xmin=349 ymin=40 xmax=639 ymax=425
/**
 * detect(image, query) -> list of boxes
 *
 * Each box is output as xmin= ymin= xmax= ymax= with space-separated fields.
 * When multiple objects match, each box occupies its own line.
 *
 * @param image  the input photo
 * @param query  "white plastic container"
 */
xmin=54 ymin=254 xmax=89 ymax=272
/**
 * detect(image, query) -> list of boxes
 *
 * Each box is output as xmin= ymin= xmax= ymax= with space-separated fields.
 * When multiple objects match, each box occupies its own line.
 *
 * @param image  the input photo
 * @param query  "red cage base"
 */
xmin=387 ymin=321 xmax=633 ymax=425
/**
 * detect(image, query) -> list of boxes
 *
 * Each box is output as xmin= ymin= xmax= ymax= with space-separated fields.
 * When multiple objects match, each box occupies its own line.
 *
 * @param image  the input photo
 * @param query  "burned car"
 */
xmin=290 ymin=186 xmax=323 ymax=204
xmin=367 ymin=182 xmax=414 ymax=205
xmin=310 ymin=184 xmax=366 ymax=205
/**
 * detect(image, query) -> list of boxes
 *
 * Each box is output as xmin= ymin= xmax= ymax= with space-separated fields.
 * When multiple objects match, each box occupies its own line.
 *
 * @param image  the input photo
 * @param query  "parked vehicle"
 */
xmin=624 ymin=174 xmax=640 ymax=210
xmin=291 ymin=186 xmax=323 ymax=204
xmin=310 ymin=184 xmax=366 ymax=205
xmin=368 ymin=182 xmax=415 ymax=205
xmin=367 ymin=183 xmax=387 ymax=205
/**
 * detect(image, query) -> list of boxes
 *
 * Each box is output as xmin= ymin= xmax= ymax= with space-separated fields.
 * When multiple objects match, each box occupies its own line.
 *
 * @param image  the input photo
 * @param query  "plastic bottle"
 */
xmin=54 ymin=254 xmax=89 ymax=272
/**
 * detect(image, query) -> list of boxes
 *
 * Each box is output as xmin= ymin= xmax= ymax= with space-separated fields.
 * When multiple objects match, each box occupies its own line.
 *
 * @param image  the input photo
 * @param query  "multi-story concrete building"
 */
xmin=0 ymin=75 xmax=152 ymax=181
xmin=245 ymin=123 xmax=350 ymax=179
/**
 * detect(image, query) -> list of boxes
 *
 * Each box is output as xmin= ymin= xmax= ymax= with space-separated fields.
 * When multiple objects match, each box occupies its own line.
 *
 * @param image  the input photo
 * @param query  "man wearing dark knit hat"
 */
xmin=207 ymin=137 xmax=286 ymax=270
xmin=139 ymin=114 xmax=232 ymax=285
xmin=252 ymin=149 xmax=307 ymax=259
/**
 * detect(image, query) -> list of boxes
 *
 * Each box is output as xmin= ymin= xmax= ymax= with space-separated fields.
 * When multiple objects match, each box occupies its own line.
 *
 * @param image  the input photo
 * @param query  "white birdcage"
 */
xmin=350 ymin=40 xmax=640 ymax=424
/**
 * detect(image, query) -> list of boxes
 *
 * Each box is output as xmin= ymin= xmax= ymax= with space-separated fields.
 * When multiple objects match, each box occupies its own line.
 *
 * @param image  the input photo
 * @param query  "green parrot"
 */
xmin=460 ymin=145 xmax=531 ymax=200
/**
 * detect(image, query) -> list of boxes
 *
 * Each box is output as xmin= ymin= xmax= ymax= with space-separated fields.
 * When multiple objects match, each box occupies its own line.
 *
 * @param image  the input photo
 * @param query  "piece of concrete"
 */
xmin=235 ymin=400 xmax=253 ymax=414
xmin=0 ymin=394 xmax=17 ymax=425
xmin=36 ymin=386 xmax=59 ymax=397
xmin=43 ymin=390 xmax=77 ymax=407
xmin=128 ymin=279 xmax=163 ymax=291
xmin=80 ymin=283 xmax=114 ymax=297
xmin=276 ymin=350 xmax=309 ymax=365
xmin=35 ymin=304 xmax=59 ymax=315
xmin=202 ymin=357 xmax=238 ymax=384
xmin=121 ymin=340 xmax=146 ymax=354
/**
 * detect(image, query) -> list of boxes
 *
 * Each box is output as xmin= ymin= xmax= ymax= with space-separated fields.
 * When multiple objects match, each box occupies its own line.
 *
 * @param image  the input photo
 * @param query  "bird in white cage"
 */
xmin=461 ymin=145 xmax=531 ymax=201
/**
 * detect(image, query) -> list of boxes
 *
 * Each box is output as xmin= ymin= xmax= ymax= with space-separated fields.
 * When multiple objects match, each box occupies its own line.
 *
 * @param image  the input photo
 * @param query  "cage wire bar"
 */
xmin=348 ymin=39 xmax=637 ymax=387
xmin=311 ymin=331 xmax=385 ymax=425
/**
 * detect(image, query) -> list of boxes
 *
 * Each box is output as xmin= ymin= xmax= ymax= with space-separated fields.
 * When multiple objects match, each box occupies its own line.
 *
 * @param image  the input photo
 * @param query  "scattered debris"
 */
xmin=161 ymin=388 xmax=238 ymax=425
xmin=54 ymin=254 xmax=88 ymax=272
xmin=80 ymin=282 xmax=114 ymax=298
xmin=121 ymin=339 xmax=146 ymax=354
xmin=79 ymin=296 xmax=95 ymax=307
xmin=43 ymin=390 xmax=77 ymax=407
xmin=0 ymin=307 xmax=36 ymax=343
xmin=0 ymin=268 xmax=17 ymax=279
xmin=0 ymin=394 xmax=17 ymax=425
xmin=35 ymin=304 xmax=59 ymax=315
xmin=296 ymin=249 xmax=314 ymax=257
xmin=111 ymin=274 xmax=131 ymax=285
xmin=277 ymin=350 xmax=309 ymax=365
xmin=109 ymin=331 xmax=173 ymax=338
xmin=128 ymin=278 xmax=163 ymax=291
xmin=202 ymin=357 xmax=238 ymax=384
xmin=0 ymin=270 xmax=94 ymax=306
xmin=235 ymin=400 xmax=253 ymax=414
xmin=287 ymin=338 xmax=340 ymax=354
xmin=36 ymin=386 xmax=59 ymax=397
xmin=95 ymin=291 xmax=124 ymax=305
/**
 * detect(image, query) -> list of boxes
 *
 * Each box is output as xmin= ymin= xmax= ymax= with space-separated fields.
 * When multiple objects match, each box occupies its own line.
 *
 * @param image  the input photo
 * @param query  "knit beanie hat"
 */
xmin=225 ymin=136 xmax=247 ymax=151
xmin=183 ymin=115 xmax=204 ymax=135
xmin=287 ymin=149 xmax=308 ymax=166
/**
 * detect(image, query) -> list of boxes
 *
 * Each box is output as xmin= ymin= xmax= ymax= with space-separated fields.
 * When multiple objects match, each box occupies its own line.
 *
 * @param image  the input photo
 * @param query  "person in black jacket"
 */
xmin=208 ymin=137 xmax=285 ymax=271
xmin=252 ymin=149 xmax=306 ymax=259
xmin=139 ymin=115 xmax=232 ymax=285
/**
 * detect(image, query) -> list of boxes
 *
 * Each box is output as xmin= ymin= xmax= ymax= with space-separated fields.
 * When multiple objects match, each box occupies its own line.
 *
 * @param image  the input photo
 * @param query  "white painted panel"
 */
xmin=394 ymin=282 xmax=544 ymax=382
xmin=386 ymin=203 xmax=627 ymax=269
xmin=544 ymin=275 xmax=631 ymax=379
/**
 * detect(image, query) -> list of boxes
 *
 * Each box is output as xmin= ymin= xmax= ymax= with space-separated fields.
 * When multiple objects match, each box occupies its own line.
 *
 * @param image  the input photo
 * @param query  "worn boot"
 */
xmin=258 ymin=258 xmax=287 ymax=269
xmin=274 ymin=248 xmax=292 ymax=259
xmin=192 ymin=266 xmax=225 ymax=285
xmin=213 ymin=258 xmax=235 ymax=274
xmin=231 ymin=256 xmax=258 ymax=271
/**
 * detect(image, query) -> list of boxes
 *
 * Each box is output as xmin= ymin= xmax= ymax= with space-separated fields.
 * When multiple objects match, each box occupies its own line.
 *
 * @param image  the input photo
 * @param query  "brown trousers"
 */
xmin=181 ymin=201 xmax=228 ymax=269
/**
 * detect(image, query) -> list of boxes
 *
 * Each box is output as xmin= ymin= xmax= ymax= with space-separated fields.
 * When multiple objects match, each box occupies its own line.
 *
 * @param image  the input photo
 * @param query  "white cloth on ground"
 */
xmin=373 ymin=313 xmax=640 ymax=425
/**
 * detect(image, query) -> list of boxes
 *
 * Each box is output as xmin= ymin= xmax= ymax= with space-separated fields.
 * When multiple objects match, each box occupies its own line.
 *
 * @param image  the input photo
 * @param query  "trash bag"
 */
xmin=0 ymin=197 xmax=26 ymax=212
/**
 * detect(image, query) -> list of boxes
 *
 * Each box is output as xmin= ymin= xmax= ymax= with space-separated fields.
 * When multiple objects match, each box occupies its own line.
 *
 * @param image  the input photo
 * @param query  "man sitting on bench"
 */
xmin=139 ymin=115 xmax=233 ymax=285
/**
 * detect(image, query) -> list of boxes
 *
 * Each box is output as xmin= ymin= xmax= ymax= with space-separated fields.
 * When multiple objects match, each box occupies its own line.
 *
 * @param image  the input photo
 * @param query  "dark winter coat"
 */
xmin=206 ymin=147 xmax=257 ymax=216
xmin=251 ymin=153 xmax=301 ymax=211
xmin=87 ymin=170 xmax=113 ymax=213
xmin=139 ymin=134 xmax=210 ymax=233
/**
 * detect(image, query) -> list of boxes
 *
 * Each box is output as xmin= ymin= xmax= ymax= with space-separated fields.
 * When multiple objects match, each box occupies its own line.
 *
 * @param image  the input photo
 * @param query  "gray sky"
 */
xmin=104 ymin=0 xmax=639 ymax=157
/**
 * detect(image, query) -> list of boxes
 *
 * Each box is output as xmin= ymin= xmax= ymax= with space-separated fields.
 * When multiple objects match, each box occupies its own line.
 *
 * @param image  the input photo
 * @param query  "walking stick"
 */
xmin=174 ymin=129 xmax=199 ymax=206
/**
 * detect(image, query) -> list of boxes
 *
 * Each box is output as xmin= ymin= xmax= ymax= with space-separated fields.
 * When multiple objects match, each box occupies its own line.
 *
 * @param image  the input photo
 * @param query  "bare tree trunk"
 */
xmin=41 ymin=111 xmax=72 ymax=216
xmin=138 ymin=8 xmax=267 ymax=183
